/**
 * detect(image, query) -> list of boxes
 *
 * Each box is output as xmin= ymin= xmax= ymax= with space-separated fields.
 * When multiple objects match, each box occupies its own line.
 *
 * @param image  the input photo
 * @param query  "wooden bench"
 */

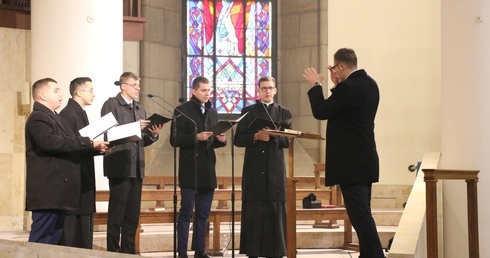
xmin=94 ymin=175 xmax=353 ymax=254
xmin=142 ymin=175 xmax=337 ymax=208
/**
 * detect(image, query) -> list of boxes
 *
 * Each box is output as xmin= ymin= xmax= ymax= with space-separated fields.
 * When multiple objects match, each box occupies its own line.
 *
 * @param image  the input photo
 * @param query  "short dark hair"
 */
xmin=69 ymin=77 xmax=92 ymax=96
xmin=192 ymin=76 xmax=210 ymax=90
xmin=258 ymin=76 xmax=276 ymax=87
xmin=120 ymin=71 xmax=140 ymax=83
xmin=32 ymin=78 xmax=57 ymax=100
xmin=334 ymin=48 xmax=357 ymax=68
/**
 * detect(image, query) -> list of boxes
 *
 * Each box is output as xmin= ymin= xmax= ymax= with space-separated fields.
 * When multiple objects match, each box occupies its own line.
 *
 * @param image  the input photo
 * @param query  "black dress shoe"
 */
xmin=178 ymin=254 xmax=188 ymax=258
xmin=194 ymin=252 xmax=211 ymax=258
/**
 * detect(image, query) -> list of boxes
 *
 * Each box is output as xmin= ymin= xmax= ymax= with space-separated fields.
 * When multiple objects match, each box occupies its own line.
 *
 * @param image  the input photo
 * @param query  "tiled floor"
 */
xmin=140 ymin=249 xmax=360 ymax=258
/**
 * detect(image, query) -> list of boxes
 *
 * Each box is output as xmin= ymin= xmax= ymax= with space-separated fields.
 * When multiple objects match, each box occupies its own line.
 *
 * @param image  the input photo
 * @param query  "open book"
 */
xmin=106 ymin=121 xmax=142 ymax=146
xmin=212 ymin=111 xmax=249 ymax=135
xmin=79 ymin=112 xmax=118 ymax=139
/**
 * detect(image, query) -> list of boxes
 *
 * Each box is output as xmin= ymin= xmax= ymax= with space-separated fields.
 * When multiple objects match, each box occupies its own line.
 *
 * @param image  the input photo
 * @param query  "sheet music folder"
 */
xmin=247 ymin=116 xmax=292 ymax=132
xmin=79 ymin=112 xmax=118 ymax=139
xmin=211 ymin=111 xmax=249 ymax=135
xmin=106 ymin=121 xmax=142 ymax=146
xmin=142 ymin=113 xmax=172 ymax=133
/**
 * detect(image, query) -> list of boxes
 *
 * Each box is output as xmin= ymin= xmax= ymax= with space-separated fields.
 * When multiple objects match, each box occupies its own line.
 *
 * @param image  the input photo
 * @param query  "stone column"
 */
xmin=30 ymin=0 xmax=123 ymax=213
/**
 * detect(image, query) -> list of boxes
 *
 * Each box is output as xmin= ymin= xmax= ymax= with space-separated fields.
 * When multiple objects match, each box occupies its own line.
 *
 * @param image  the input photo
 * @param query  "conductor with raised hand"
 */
xmin=25 ymin=78 xmax=109 ymax=245
xmin=303 ymin=48 xmax=385 ymax=258
xmin=170 ymin=76 xmax=226 ymax=258
xmin=101 ymin=71 xmax=163 ymax=254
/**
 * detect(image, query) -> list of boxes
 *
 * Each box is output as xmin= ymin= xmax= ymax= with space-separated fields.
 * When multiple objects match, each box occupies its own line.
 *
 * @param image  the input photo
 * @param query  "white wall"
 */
xmin=328 ymin=1 xmax=442 ymax=185
xmin=31 ymin=0 xmax=124 ymax=206
xmin=441 ymin=1 xmax=490 ymax=257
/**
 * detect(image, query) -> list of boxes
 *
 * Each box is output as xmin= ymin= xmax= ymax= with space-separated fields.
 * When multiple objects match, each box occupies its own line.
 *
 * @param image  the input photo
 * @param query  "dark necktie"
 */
xmin=130 ymin=102 xmax=136 ymax=120
xmin=82 ymin=110 xmax=89 ymax=125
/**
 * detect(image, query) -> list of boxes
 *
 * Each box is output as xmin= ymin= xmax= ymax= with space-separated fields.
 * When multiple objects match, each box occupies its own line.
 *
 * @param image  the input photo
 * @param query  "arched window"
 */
xmin=184 ymin=0 xmax=276 ymax=115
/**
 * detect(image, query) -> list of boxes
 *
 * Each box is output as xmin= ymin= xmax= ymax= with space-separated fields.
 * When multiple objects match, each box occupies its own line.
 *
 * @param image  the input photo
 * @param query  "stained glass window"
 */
xmin=185 ymin=0 xmax=275 ymax=115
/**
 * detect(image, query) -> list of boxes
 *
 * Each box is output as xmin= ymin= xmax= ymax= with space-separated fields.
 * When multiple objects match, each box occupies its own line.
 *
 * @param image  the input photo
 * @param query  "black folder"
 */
xmin=143 ymin=113 xmax=172 ymax=133
xmin=211 ymin=111 xmax=249 ymax=135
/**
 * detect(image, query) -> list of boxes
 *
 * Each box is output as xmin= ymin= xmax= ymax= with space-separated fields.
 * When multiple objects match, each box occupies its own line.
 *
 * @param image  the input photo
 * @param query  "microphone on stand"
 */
xmin=139 ymin=91 xmax=196 ymax=258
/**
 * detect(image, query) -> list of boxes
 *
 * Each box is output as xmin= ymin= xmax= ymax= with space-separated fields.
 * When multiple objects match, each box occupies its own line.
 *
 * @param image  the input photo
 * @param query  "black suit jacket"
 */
xmin=101 ymin=92 xmax=158 ymax=179
xmin=234 ymin=102 xmax=292 ymax=201
xmin=170 ymin=96 xmax=226 ymax=189
xmin=60 ymin=98 xmax=100 ymax=215
xmin=308 ymin=69 xmax=380 ymax=186
xmin=25 ymin=102 xmax=93 ymax=211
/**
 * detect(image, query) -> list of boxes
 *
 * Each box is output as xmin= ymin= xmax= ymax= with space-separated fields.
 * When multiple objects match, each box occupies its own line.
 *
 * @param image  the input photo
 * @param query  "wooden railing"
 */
xmin=0 ymin=0 xmax=145 ymax=40
xmin=387 ymin=152 xmax=480 ymax=258
xmin=387 ymin=152 xmax=441 ymax=258
xmin=0 ymin=0 xmax=30 ymax=11
xmin=0 ymin=0 xmax=30 ymax=29
xmin=423 ymin=168 xmax=480 ymax=258
xmin=122 ymin=0 xmax=146 ymax=41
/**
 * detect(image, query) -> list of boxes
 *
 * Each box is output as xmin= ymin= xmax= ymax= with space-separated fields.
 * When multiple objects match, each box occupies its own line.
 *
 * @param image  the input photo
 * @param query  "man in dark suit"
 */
xmin=170 ymin=76 xmax=227 ymax=258
xmin=303 ymin=48 xmax=385 ymax=258
xmin=59 ymin=77 xmax=100 ymax=249
xmin=101 ymin=72 xmax=163 ymax=254
xmin=25 ymin=78 xmax=108 ymax=245
xmin=234 ymin=76 xmax=291 ymax=258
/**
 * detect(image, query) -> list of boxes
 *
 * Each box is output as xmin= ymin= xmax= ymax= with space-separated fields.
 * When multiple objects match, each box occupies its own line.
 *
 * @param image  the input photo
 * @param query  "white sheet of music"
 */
xmin=79 ymin=112 xmax=118 ymax=139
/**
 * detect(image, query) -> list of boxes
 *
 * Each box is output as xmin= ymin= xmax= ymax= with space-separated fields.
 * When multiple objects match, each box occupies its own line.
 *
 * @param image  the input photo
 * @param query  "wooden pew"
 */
xmin=94 ymin=175 xmax=352 ymax=254
xmin=143 ymin=175 xmax=336 ymax=209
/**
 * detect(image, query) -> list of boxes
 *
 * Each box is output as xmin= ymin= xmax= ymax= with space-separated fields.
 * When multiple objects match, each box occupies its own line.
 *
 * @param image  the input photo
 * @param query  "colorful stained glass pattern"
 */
xmin=186 ymin=0 xmax=273 ymax=114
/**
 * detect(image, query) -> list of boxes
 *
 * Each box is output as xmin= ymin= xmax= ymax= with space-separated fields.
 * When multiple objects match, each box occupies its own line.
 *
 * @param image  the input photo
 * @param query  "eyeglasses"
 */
xmin=122 ymin=82 xmax=140 ymax=89
xmin=330 ymin=63 xmax=342 ymax=71
xmin=260 ymin=86 xmax=276 ymax=92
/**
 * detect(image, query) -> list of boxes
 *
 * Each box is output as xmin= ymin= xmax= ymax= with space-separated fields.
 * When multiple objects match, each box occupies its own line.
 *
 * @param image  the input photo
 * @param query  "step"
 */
xmin=373 ymin=208 xmax=403 ymax=226
xmin=92 ymin=223 xmax=396 ymax=253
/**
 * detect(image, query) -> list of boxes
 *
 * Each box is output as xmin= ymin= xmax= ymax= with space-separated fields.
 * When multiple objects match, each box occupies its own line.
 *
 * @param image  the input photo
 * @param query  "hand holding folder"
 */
xmin=211 ymin=111 xmax=249 ymax=135
xmin=142 ymin=113 xmax=172 ymax=133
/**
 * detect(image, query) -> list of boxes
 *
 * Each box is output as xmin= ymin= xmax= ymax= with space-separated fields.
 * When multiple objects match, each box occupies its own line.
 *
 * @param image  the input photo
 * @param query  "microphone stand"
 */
xmin=117 ymin=81 xmax=184 ymax=256
xmin=230 ymin=125 xmax=236 ymax=258
xmin=145 ymin=93 xmax=197 ymax=258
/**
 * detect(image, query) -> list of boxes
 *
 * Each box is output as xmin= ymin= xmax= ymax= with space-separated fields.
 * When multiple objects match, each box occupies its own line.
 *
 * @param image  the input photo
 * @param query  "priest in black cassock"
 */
xmin=234 ymin=76 xmax=292 ymax=258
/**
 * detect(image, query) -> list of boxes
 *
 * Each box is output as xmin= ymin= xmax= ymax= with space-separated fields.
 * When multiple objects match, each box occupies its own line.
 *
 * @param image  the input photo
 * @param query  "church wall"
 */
xmin=441 ymin=1 xmax=490 ymax=257
xmin=0 ymin=27 xmax=31 ymax=231
xmin=278 ymin=0 xmax=328 ymax=163
xmin=328 ymin=1 xmax=442 ymax=185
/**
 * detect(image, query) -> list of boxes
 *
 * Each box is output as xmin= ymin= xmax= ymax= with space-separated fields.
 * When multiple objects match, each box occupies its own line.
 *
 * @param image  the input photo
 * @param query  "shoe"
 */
xmin=194 ymin=252 xmax=211 ymax=258
xmin=178 ymin=254 xmax=188 ymax=258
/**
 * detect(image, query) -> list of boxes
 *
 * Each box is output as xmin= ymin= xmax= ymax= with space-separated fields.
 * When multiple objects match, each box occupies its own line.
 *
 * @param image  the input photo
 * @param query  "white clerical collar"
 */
xmin=261 ymin=101 xmax=274 ymax=106
xmin=121 ymin=95 xmax=133 ymax=105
